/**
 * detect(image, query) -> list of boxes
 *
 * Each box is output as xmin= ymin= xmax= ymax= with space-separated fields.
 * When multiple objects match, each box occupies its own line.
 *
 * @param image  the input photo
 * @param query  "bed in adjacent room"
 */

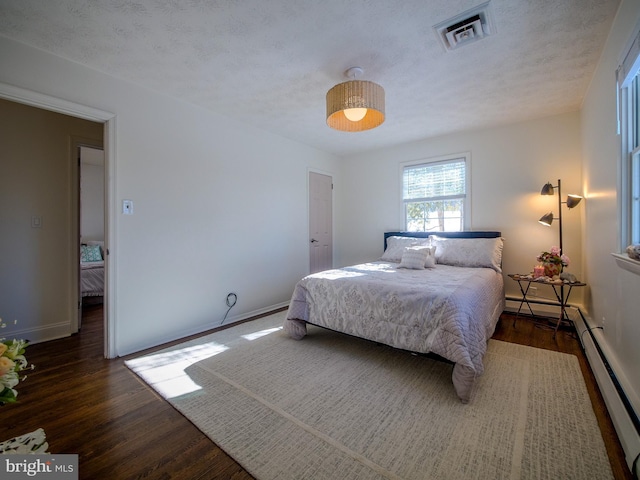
xmin=284 ymin=231 xmax=505 ymax=403
xmin=80 ymin=242 xmax=104 ymax=299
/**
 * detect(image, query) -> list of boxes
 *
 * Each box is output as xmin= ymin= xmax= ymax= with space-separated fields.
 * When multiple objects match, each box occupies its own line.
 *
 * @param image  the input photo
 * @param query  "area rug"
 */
xmin=0 ymin=428 xmax=49 ymax=454
xmin=126 ymin=311 xmax=613 ymax=480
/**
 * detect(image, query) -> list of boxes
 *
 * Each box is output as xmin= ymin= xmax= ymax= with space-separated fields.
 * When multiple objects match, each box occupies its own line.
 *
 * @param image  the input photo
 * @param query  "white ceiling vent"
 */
xmin=433 ymin=1 xmax=496 ymax=52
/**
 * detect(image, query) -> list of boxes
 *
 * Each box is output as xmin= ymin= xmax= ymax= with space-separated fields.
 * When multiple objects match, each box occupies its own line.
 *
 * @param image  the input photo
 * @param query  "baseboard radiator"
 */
xmin=574 ymin=310 xmax=640 ymax=476
xmin=505 ymin=299 xmax=640 ymax=476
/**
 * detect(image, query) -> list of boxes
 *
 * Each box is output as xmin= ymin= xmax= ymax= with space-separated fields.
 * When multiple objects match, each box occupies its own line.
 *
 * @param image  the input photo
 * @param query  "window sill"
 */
xmin=612 ymin=253 xmax=640 ymax=276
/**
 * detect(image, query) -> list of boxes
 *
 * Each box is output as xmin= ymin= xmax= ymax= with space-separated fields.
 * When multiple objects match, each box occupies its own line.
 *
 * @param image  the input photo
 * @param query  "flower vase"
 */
xmin=543 ymin=262 xmax=562 ymax=277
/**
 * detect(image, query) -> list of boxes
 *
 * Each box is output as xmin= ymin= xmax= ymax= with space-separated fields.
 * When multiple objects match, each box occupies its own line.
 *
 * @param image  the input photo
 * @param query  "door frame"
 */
xmin=0 ymin=82 xmax=118 ymax=358
xmin=307 ymin=168 xmax=335 ymax=273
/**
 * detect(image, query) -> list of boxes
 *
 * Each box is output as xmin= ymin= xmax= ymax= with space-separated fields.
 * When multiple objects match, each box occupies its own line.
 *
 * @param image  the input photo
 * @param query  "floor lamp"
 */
xmin=538 ymin=179 xmax=583 ymax=255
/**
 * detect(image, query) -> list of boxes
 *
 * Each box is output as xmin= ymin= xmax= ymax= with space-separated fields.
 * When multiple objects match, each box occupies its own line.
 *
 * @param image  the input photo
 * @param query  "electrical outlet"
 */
xmin=602 ymin=316 xmax=606 ymax=330
xmin=528 ymin=286 xmax=537 ymax=297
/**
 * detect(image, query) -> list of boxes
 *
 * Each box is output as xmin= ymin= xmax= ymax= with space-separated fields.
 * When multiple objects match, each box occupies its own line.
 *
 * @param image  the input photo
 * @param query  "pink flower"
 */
xmin=536 ymin=246 xmax=570 ymax=268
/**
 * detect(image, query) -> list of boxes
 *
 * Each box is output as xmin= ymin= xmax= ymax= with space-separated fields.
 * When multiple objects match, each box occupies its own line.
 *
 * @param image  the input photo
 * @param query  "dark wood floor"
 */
xmin=0 ymin=305 xmax=632 ymax=479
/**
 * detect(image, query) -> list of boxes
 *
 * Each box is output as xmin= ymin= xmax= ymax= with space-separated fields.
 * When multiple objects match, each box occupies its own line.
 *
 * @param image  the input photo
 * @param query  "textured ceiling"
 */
xmin=0 ymin=0 xmax=620 ymax=156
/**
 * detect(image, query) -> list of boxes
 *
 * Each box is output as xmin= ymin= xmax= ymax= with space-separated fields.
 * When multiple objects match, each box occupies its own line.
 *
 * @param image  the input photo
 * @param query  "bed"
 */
xmin=284 ymin=231 xmax=505 ymax=403
xmin=80 ymin=243 xmax=104 ymax=298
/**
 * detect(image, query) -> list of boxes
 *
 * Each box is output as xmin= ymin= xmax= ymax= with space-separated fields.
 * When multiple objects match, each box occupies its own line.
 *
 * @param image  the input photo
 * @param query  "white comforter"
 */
xmin=284 ymin=262 xmax=505 ymax=403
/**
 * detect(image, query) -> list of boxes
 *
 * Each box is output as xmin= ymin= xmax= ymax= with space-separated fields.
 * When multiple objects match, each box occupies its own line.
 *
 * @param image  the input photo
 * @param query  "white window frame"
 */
xmin=617 ymin=23 xmax=640 ymax=251
xmin=632 ymin=146 xmax=640 ymax=246
xmin=399 ymin=152 xmax=471 ymax=232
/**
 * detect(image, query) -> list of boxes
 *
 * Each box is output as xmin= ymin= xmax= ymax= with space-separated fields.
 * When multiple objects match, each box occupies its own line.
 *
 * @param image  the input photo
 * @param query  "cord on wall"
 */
xmin=220 ymin=292 xmax=237 ymax=326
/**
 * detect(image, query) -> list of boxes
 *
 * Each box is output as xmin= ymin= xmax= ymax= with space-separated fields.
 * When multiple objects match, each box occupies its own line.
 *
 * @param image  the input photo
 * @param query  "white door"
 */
xmin=309 ymin=172 xmax=333 ymax=273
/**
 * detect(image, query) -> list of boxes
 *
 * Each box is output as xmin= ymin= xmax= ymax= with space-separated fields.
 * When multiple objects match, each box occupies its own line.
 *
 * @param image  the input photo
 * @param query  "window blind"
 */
xmin=403 ymin=159 xmax=466 ymax=201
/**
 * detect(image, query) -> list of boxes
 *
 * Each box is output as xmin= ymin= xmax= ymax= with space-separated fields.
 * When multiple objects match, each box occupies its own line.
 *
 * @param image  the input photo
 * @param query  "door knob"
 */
xmin=310 ymin=238 xmax=319 ymax=243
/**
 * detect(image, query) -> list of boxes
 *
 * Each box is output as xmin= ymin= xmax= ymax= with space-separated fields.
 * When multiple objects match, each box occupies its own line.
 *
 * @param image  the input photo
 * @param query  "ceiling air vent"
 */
xmin=433 ymin=1 xmax=495 ymax=52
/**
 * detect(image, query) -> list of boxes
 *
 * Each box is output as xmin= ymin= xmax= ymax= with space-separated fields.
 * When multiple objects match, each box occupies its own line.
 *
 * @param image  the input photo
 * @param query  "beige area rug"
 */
xmin=126 ymin=311 xmax=613 ymax=480
xmin=0 ymin=428 xmax=49 ymax=454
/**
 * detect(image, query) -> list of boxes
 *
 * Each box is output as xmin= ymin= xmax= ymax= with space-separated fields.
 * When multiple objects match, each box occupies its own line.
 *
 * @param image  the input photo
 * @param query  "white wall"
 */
xmin=338 ymin=112 xmax=584 ymax=304
xmin=80 ymin=150 xmax=105 ymax=242
xmin=581 ymin=0 xmax=640 ymax=416
xmin=0 ymin=37 xmax=341 ymax=355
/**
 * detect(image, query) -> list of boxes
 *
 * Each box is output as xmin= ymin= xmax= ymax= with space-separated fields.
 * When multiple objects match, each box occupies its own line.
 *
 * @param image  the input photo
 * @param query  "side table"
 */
xmin=508 ymin=274 xmax=586 ymax=338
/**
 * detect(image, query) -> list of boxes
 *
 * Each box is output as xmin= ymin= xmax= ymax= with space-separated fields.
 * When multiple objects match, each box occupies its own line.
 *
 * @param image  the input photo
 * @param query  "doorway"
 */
xmin=309 ymin=171 xmax=333 ymax=273
xmin=78 ymin=145 xmax=105 ymax=331
xmin=0 ymin=84 xmax=116 ymax=358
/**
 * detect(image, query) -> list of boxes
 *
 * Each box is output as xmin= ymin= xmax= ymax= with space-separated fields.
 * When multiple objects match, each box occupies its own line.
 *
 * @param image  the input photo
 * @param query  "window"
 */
xmin=625 ymin=72 xmax=640 ymax=246
xmin=618 ymin=26 xmax=640 ymax=247
xmin=402 ymin=154 xmax=469 ymax=232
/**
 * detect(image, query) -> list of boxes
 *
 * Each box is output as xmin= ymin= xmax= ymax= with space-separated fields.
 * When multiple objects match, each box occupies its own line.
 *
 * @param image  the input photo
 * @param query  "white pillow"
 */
xmin=398 ymin=246 xmax=436 ymax=270
xmin=380 ymin=236 xmax=430 ymax=262
xmin=430 ymin=236 xmax=504 ymax=272
xmin=424 ymin=246 xmax=437 ymax=268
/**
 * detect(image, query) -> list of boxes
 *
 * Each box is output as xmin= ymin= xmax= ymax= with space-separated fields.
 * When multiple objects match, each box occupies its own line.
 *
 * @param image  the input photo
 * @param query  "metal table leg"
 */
xmin=551 ymin=284 xmax=574 ymax=338
xmin=513 ymin=280 xmax=536 ymax=327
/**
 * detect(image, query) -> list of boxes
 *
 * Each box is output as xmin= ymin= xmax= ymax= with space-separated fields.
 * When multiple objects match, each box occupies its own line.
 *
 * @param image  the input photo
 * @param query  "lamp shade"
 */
xmin=540 ymin=182 xmax=555 ymax=195
xmin=539 ymin=212 xmax=554 ymax=226
xmin=566 ymin=194 xmax=582 ymax=208
xmin=326 ymin=79 xmax=385 ymax=132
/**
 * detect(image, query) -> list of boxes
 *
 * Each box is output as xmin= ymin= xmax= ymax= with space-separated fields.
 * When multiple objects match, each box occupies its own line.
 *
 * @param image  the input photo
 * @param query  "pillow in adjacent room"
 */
xmin=398 ymin=245 xmax=437 ymax=269
xmin=380 ymin=236 xmax=430 ymax=262
xmin=430 ymin=236 xmax=504 ymax=272
xmin=81 ymin=244 xmax=103 ymax=263
xmin=85 ymin=240 xmax=105 ymax=258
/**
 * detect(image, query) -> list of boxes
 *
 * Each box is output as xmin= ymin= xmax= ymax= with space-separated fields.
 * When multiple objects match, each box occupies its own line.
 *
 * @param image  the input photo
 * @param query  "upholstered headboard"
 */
xmin=383 ymin=231 xmax=502 ymax=251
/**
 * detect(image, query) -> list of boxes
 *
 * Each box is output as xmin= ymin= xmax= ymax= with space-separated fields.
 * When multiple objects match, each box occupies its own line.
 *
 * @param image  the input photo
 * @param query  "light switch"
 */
xmin=31 ymin=216 xmax=42 ymax=228
xmin=122 ymin=200 xmax=134 ymax=215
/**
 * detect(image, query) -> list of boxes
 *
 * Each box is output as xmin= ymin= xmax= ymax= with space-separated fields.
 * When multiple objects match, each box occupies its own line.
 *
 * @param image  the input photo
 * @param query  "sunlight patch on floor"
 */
xmin=127 ymin=323 xmax=285 ymax=398
xmin=242 ymin=326 xmax=282 ymax=341
xmin=127 ymin=342 xmax=228 ymax=398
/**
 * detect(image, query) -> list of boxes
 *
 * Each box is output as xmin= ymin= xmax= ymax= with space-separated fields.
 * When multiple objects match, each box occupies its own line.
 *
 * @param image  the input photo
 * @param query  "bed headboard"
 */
xmin=383 ymin=231 xmax=502 ymax=251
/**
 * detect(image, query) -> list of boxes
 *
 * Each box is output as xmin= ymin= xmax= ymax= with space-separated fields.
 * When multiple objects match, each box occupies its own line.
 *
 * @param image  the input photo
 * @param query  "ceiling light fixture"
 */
xmin=326 ymin=67 xmax=385 ymax=132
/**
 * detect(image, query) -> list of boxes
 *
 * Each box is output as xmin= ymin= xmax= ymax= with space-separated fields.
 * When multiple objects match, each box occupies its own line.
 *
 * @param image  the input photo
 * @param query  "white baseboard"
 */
xmin=118 ymin=302 xmax=290 ymax=357
xmin=504 ymin=297 xmax=562 ymax=318
xmin=221 ymin=301 xmax=289 ymax=327
xmin=11 ymin=322 xmax=72 ymax=345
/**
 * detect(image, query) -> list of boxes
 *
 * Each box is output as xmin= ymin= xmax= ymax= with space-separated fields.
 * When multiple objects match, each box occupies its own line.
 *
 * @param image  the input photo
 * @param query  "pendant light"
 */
xmin=326 ymin=67 xmax=385 ymax=132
